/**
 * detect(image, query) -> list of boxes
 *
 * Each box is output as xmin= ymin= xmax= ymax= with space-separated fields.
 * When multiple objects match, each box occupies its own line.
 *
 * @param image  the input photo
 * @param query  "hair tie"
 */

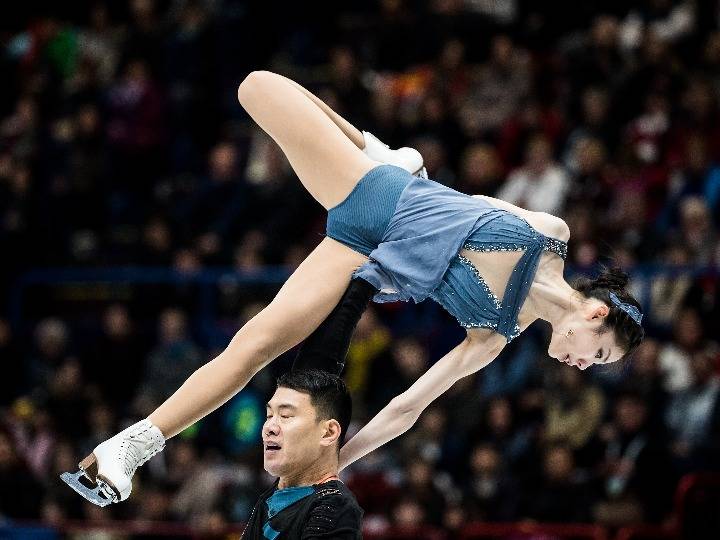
xmin=609 ymin=292 xmax=643 ymax=326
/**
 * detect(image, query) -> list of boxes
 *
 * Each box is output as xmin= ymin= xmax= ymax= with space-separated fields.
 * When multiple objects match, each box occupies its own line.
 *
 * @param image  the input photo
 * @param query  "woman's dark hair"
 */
xmin=573 ymin=266 xmax=644 ymax=359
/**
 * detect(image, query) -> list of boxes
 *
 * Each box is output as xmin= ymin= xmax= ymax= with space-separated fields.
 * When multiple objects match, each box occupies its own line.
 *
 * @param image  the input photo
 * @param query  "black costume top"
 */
xmin=242 ymin=479 xmax=363 ymax=539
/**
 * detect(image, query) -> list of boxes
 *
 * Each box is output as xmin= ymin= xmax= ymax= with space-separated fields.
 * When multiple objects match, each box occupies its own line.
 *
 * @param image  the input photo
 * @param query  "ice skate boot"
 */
xmin=362 ymin=131 xmax=427 ymax=178
xmin=60 ymin=418 xmax=165 ymax=506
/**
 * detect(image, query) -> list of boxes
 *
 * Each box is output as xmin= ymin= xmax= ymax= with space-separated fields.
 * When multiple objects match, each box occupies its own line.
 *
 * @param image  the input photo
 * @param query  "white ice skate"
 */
xmin=362 ymin=131 xmax=428 ymax=178
xmin=60 ymin=418 xmax=165 ymax=507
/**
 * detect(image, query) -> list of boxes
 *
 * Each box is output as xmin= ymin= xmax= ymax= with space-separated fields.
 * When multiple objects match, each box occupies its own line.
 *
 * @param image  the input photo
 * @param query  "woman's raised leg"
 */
xmin=281 ymin=76 xmax=366 ymax=148
xmin=272 ymin=73 xmax=426 ymax=178
xmin=237 ymin=70 xmax=380 ymax=209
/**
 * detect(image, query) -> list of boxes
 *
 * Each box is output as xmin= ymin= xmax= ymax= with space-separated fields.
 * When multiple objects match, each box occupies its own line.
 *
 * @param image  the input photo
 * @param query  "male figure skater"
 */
xmin=242 ymin=368 xmax=363 ymax=539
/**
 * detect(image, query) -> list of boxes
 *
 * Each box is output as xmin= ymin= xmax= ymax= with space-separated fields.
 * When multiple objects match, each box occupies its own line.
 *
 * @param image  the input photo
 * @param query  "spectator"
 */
xmin=625 ymin=338 xmax=670 ymax=433
xmin=399 ymin=407 xmax=448 ymax=465
xmin=399 ymin=458 xmax=448 ymax=527
xmin=666 ymin=345 xmax=720 ymax=473
xmin=365 ymin=337 xmax=428 ymax=416
xmin=45 ymin=358 xmax=90 ymax=441
xmin=566 ymin=15 xmax=625 ymax=99
xmin=175 ymin=141 xmax=249 ymax=263
xmin=389 ymin=496 xmax=427 ymax=530
xmin=133 ymin=308 xmax=205 ymax=415
xmin=647 ymin=243 xmax=693 ymax=329
xmin=472 ymin=398 xmax=534 ymax=472
xmin=0 ymin=319 xmax=24 ymax=405
xmin=0 ymin=429 xmax=43 ymax=519
xmin=522 ymin=444 xmax=596 ymax=523
xmin=659 ymin=135 xmax=720 ymax=235
xmin=593 ymin=392 xmax=674 ymax=525
xmin=83 ymin=304 xmax=148 ymax=409
xmin=673 ymin=196 xmax=717 ymax=265
xmin=459 ymin=34 xmax=531 ymax=137
xmin=657 ymin=307 xmax=705 ymax=393
xmin=543 ymin=365 xmax=606 ymax=460
xmin=463 ymin=443 xmax=519 ymax=522
xmin=28 ymin=318 xmax=71 ymax=390
xmin=563 ymin=86 xmax=618 ymax=160
xmin=496 ymin=134 xmax=570 ymax=214
xmin=456 ymin=142 xmax=504 ymax=196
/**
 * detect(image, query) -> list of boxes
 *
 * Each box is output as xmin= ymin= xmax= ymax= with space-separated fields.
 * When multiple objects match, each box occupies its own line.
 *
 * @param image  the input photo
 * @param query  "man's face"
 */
xmin=262 ymin=387 xmax=329 ymax=477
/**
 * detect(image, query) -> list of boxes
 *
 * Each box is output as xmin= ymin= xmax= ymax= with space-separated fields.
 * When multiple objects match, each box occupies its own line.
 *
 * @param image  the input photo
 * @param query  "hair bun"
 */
xmin=593 ymin=266 xmax=630 ymax=291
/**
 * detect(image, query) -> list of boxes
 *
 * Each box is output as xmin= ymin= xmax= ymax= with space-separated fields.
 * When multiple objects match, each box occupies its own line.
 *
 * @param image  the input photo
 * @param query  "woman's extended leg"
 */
xmin=149 ymin=238 xmax=367 ymax=438
xmin=64 ymin=238 xmax=367 ymax=505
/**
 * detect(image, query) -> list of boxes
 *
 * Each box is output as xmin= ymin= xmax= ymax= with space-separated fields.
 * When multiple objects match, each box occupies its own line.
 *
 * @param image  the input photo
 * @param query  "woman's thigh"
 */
xmin=237 ymin=71 xmax=380 ymax=209
xmin=235 ymin=237 xmax=369 ymax=363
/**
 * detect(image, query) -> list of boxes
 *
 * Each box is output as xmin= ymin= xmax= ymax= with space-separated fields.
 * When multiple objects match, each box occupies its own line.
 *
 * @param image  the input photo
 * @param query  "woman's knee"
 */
xmin=237 ymin=70 xmax=276 ymax=106
xmin=226 ymin=325 xmax=273 ymax=370
xmin=227 ymin=318 xmax=295 ymax=371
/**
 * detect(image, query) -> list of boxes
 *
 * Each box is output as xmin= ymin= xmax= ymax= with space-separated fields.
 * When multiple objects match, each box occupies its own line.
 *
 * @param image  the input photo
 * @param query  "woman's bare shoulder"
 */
xmin=473 ymin=195 xmax=570 ymax=241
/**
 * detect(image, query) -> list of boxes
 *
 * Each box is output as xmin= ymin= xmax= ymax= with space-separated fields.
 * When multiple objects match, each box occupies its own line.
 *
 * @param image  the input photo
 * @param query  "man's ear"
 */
xmin=319 ymin=419 xmax=341 ymax=448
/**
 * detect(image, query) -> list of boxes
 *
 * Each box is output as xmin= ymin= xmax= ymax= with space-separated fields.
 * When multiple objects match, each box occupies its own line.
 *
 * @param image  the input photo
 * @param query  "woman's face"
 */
xmin=547 ymin=300 xmax=622 ymax=370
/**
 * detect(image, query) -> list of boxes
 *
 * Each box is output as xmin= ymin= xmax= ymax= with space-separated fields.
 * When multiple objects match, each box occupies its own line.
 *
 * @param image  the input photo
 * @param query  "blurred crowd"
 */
xmin=1 ymin=0 xmax=720 ymax=535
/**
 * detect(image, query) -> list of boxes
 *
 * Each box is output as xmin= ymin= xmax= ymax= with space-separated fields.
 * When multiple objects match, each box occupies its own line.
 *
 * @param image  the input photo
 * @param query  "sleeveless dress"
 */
xmin=326 ymin=165 xmax=568 ymax=342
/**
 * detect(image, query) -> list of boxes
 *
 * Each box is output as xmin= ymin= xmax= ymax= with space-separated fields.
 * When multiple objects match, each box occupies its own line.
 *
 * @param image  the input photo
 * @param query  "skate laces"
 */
xmin=117 ymin=423 xmax=165 ymax=478
xmin=120 ymin=438 xmax=144 ymax=478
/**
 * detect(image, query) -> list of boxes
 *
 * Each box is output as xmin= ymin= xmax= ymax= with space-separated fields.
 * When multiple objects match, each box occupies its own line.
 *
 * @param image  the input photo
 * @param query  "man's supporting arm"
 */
xmin=291 ymin=277 xmax=377 ymax=375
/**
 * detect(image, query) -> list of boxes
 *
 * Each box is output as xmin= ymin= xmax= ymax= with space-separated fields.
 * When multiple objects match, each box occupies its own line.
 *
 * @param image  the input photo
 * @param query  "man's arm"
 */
xmin=338 ymin=332 xmax=505 ymax=470
xmin=291 ymin=277 xmax=377 ymax=375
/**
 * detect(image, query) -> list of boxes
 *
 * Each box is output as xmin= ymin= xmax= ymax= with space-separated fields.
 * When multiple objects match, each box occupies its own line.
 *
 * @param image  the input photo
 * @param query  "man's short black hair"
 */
xmin=276 ymin=369 xmax=352 ymax=446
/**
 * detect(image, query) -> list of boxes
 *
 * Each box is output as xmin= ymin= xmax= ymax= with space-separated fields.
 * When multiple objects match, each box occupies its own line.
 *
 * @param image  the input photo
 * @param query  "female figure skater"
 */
xmin=62 ymin=71 xmax=644 ymax=506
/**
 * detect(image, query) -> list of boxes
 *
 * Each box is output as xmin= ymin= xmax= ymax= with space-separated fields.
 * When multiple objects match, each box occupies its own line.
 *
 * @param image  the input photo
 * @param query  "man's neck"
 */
xmin=278 ymin=455 xmax=339 ymax=489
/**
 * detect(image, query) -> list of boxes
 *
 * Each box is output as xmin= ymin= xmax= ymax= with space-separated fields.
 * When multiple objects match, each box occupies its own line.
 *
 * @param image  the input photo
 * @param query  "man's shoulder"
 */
xmin=311 ymin=480 xmax=362 ymax=511
xmin=302 ymin=481 xmax=363 ymax=536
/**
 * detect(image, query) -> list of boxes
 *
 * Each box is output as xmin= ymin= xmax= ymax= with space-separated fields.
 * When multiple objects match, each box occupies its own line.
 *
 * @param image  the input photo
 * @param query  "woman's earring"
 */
xmin=566 ymin=329 xmax=574 ymax=338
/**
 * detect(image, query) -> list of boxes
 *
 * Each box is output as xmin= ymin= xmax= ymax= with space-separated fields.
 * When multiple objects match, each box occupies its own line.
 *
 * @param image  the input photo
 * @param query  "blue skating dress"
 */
xmin=326 ymin=165 xmax=567 ymax=342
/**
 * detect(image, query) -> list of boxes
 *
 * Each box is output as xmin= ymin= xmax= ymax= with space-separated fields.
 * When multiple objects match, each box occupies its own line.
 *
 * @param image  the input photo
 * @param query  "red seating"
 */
xmin=345 ymin=471 xmax=401 ymax=514
xmin=459 ymin=522 xmax=608 ymax=540
xmin=11 ymin=473 xmax=720 ymax=540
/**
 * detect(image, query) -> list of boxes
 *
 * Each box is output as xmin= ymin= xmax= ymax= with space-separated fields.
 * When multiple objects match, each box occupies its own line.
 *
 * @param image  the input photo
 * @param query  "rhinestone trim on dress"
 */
xmin=463 ymin=237 xmax=567 ymax=260
xmin=543 ymin=237 xmax=568 ymax=259
xmin=463 ymin=242 xmax=525 ymax=253
xmin=458 ymin=255 xmax=502 ymax=310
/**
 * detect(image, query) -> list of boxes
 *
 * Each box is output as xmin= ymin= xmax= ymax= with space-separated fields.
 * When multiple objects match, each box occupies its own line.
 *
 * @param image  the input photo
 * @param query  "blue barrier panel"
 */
xmin=9 ymin=264 xmax=718 ymax=344
xmin=0 ymin=525 xmax=58 ymax=540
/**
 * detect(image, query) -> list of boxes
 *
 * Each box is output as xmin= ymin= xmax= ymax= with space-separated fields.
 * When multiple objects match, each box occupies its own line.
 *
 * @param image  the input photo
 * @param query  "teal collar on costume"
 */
xmin=263 ymin=522 xmax=280 ymax=540
xmin=266 ymin=485 xmax=314 ymax=518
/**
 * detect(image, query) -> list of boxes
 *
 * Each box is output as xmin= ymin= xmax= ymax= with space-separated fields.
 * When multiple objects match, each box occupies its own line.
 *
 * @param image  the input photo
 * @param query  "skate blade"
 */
xmin=60 ymin=470 xmax=116 ymax=507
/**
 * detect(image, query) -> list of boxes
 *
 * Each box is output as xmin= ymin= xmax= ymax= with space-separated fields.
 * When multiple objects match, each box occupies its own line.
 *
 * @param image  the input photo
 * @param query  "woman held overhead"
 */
xmin=62 ymin=71 xmax=644 ymax=506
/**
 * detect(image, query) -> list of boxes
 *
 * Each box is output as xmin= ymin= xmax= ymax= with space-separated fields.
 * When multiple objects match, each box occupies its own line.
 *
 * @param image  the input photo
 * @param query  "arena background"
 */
xmin=1 ymin=1 xmax=719 ymax=539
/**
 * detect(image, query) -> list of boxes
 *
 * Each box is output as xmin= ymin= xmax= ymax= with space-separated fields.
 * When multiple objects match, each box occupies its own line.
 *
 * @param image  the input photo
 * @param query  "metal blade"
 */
xmin=60 ymin=470 xmax=115 ymax=507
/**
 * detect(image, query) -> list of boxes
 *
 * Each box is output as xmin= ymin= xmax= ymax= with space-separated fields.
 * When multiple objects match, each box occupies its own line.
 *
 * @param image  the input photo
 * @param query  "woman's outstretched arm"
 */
xmin=338 ymin=331 xmax=505 ymax=470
